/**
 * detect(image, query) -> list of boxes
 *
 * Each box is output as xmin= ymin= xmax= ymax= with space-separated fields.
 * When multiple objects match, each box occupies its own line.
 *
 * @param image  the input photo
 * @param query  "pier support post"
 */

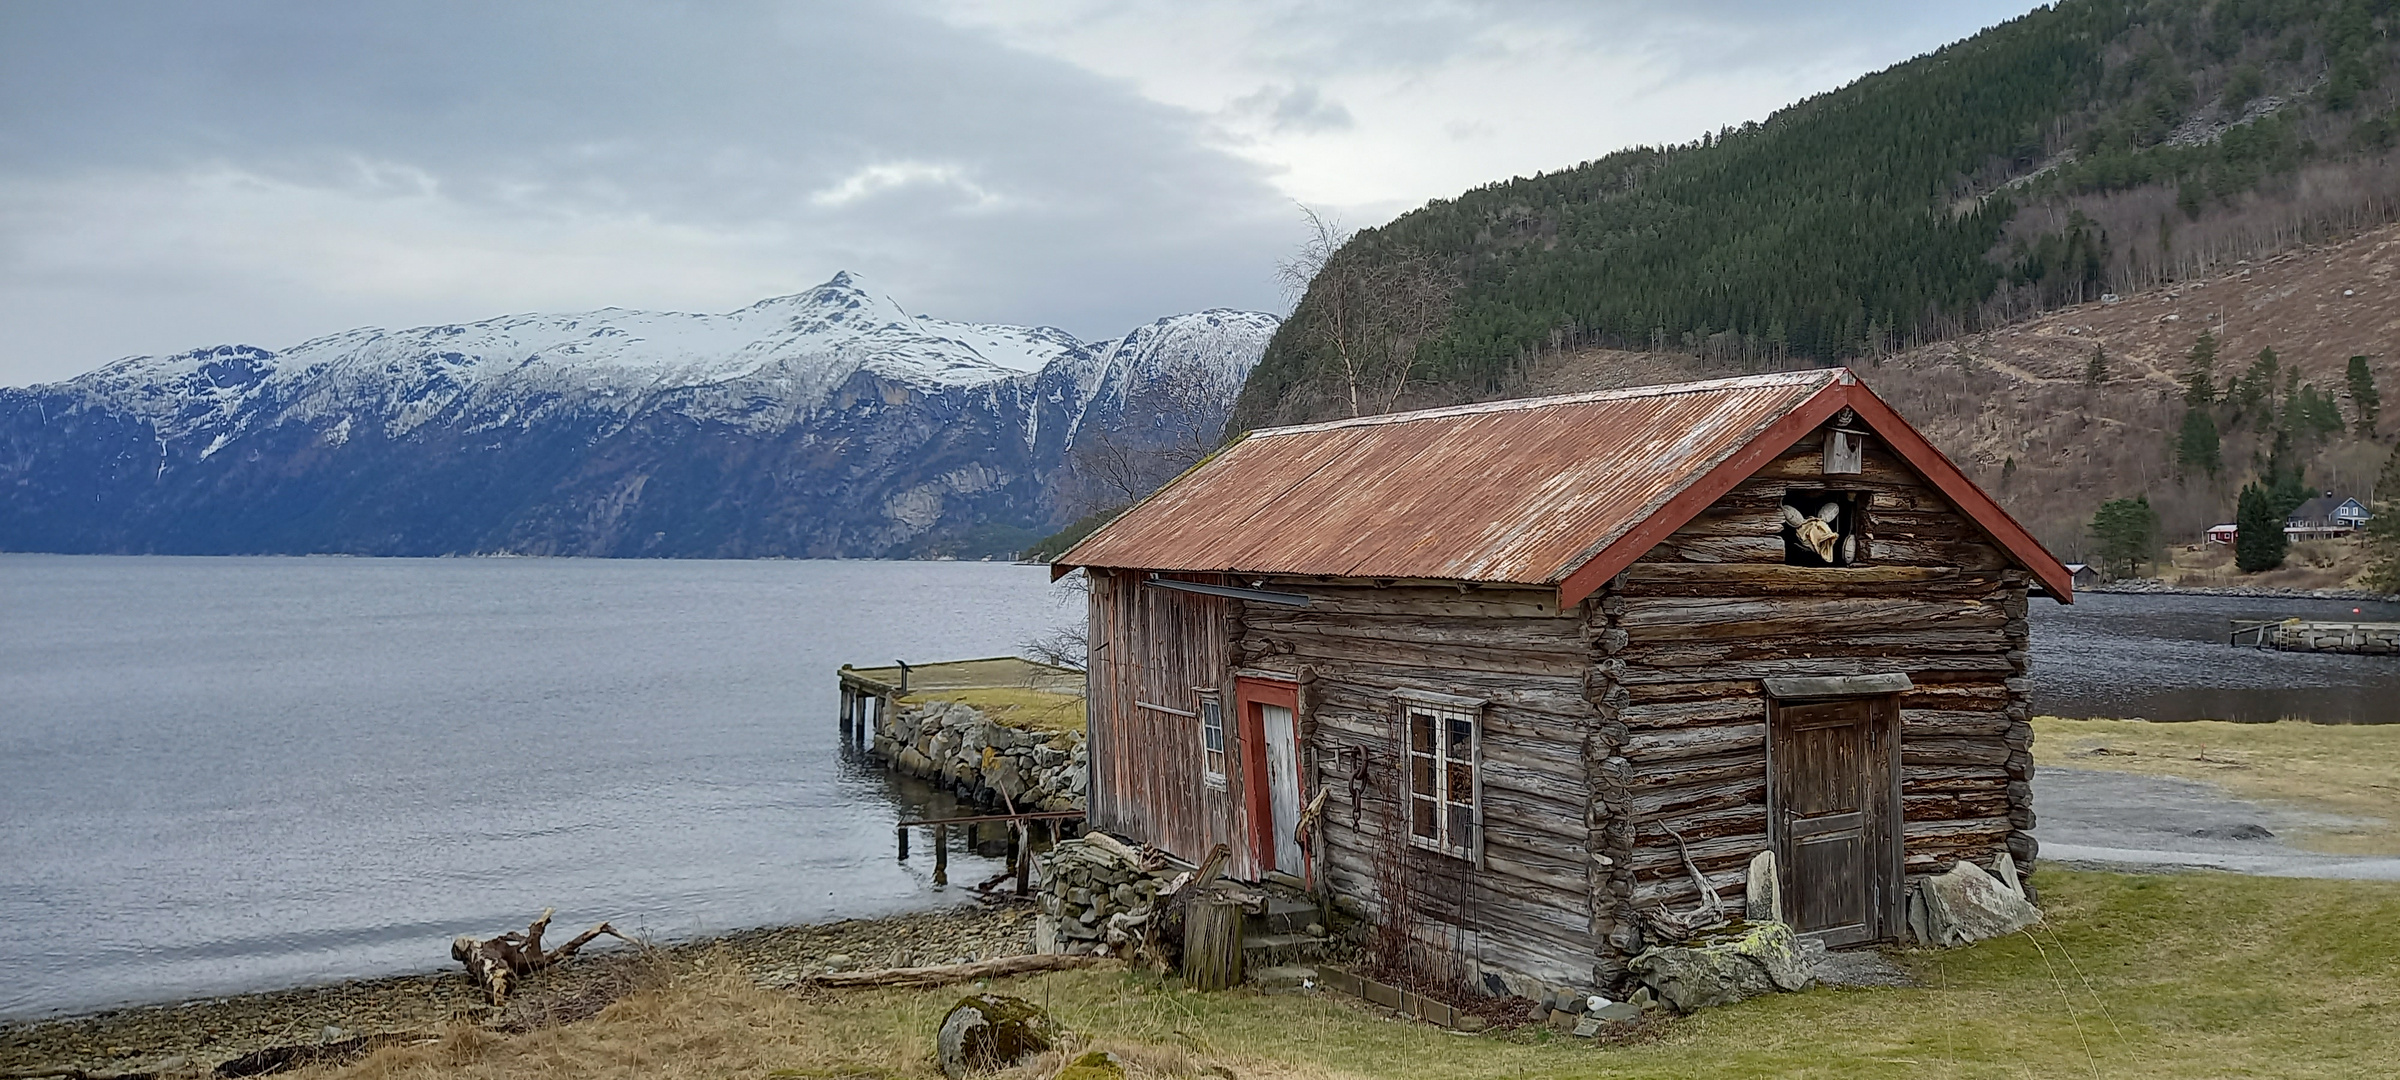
xmin=896 ymin=825 xmax=909 ymax=861
xmin=933 ymin=823 xmax=949 ymax=885
xmin=1013 ymin=822 xmax=1031 ymax=895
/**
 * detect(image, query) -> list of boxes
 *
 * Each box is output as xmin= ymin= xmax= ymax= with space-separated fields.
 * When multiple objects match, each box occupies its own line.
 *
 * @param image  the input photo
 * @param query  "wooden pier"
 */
xmin=840 ymin=655 xmax=1092 ymax=888
xmin=894 ymin=809 xmax=1085 ymax=889
xmin=2231 ymin=618 xmax=2400 ymax=654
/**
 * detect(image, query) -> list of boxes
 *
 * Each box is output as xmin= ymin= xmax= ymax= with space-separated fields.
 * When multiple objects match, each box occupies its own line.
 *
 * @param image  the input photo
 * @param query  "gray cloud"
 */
xmin=0 ymin=0 xmax=2048 ymax=387
xmin=0 ymin=0 xmax=1297 ymax=383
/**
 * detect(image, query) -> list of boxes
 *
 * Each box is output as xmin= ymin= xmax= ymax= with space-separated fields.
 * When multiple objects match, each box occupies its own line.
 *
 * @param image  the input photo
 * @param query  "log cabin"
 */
xmin=1051 ymin=369 xmax=2069 ymax=997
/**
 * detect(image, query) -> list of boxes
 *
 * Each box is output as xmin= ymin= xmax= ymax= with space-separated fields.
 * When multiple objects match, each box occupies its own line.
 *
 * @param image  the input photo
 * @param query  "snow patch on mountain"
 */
xmin=44 ymin=272 xmax=1259 ymax=446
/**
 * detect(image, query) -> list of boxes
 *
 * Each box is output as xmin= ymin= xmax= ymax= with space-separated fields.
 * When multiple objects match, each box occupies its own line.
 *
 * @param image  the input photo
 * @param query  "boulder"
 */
xmin=1054 ymin=1050 xmax=1126 ymax=1080
xmin=1743 ymin=851 xmax=1782 ymax=924
xmin=935 ymin=993 xmax=1055 ymax=1079
xmin=1911 ymin=860 xmax=2042 ymax=946
xmin=1628 ymin=921 xmax=1812 ymax=1012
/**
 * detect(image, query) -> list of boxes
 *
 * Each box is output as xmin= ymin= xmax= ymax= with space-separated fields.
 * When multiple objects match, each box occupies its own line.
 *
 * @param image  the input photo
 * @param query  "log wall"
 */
xmin=1610 ymin=427 xmax=2037 ymax=945
xmin=1234 ymin=583 xmax=1607 ymax=992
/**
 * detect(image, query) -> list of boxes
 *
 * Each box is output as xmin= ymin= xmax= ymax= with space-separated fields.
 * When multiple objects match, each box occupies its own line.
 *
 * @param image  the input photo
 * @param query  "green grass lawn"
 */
xmin=329 ymin=869 xmax=2400 ymax=1080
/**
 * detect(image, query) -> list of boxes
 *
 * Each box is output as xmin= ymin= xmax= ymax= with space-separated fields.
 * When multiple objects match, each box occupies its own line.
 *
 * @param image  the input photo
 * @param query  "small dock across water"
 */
xmin=837 ymin=655 xmax=1090 ymax=886
xmin=2230 ymin=619 xmax=2400 ymax=654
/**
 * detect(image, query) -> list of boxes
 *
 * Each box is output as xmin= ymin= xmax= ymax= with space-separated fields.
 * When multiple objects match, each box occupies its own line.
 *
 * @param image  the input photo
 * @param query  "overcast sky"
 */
xmin=0 ymin=0 xmax=2045 ymax=387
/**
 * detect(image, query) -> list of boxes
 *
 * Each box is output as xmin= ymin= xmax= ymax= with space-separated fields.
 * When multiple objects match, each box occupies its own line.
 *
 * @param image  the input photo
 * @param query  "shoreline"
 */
xmin=2084 ymin=579 xmax=2398 ymax=602
xmin=0 ymin=904 xmax=1035 ymax=1077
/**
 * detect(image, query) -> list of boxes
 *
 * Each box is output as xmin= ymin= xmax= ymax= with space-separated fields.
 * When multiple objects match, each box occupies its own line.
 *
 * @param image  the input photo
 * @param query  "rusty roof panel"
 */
xmin=1059 ymin=370 xmax=1845 ymax=585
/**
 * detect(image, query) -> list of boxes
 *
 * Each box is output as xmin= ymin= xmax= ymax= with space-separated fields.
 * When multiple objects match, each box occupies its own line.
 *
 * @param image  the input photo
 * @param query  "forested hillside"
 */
xmin=1237 ymin=0 xmax=2400 ymax=430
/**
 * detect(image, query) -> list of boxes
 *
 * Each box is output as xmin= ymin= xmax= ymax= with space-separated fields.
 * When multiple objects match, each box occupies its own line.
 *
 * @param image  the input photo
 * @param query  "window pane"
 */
xmin=1448 ymin=804 xmax=1473 ymax=849
xmin=1447 ymin=717 xmax=1473 ymax=758
xmin=1411 ymin=753 xmax=1435 ymax=794
xmin=1411 ymin=796 xmax=1436 ymax=838
xmin=1446 ymin=761 xmax=1473 ymax=804
xmin=1409 ymin=712 xmax=1435 ymax=754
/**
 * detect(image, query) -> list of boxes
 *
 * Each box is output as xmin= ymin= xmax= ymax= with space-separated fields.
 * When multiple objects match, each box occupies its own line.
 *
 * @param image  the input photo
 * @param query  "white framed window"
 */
xmin=1399 ymin=691 xmax=1482 ymax=861
xmin=1199 ymin=691 xmax=1227 ymax=787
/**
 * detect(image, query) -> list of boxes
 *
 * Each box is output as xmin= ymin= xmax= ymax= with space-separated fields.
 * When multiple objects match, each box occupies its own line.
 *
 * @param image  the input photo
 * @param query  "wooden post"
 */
xmin=1013 ymin=822 xmax=1031 ymax=896
xmin=1182 ymin=893 xmax=1244 ymax=991
xmin=896 ymin=825 xmax=909 ymax=861
xmin=933 ymin=823 xmax=949 ymax=885
xmin=839 ymin=685 xmax=852 ymax=740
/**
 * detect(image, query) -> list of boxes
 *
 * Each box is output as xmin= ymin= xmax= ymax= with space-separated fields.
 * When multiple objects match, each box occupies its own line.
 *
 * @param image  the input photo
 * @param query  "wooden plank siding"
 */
xmin=1234 ymin=583 xmax=1608 ymax=991
xmin=1602 ymin=428 xmax=2036 ymax=934
xmin=1085 ymin=569 xmax=1247 ymax=875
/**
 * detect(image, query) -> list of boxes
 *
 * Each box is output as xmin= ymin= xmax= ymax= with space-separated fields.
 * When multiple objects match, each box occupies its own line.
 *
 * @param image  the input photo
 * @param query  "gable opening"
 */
xmin=1782 ymin=489 xmax=1867 ymax=567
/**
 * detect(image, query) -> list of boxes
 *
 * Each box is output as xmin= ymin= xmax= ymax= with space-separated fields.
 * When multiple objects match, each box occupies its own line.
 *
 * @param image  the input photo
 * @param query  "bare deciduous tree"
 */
xmin=1276 ymin=205 xmax=1459 ymax=419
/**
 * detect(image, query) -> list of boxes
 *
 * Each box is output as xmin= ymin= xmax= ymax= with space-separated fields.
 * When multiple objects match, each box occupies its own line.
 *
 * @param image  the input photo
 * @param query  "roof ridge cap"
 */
xmin=1250 ymin=369 xmax=1846 ymax=438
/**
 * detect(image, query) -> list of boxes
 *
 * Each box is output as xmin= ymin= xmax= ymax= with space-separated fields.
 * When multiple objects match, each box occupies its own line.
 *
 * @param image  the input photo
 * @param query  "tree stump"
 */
xmin=1181 ymin=893 xmax=1244 ymax=991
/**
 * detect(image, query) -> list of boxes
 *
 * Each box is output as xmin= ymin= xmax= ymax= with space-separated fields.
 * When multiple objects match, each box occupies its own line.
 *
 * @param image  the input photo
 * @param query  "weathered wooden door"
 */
xmin=1769 ymin=696 xmax=1898 ymax=946
xmin=1261 ymin=704 xmax=1303 ymax=875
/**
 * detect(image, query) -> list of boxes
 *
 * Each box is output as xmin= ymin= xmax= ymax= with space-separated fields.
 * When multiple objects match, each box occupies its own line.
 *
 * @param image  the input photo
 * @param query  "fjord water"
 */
xmin=0 ymin=556 xmax=1078 ymax=1020
xmin=2029 ymin=592 xmax=2400 ymax=723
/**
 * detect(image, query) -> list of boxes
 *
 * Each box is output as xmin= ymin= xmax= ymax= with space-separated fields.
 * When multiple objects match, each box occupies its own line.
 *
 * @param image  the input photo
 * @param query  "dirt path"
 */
xmin=2035 ymin=766 xmax=2400 ymax=880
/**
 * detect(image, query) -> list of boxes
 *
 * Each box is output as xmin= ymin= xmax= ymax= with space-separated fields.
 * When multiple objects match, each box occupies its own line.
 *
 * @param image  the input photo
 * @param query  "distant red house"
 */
xmin=2205 ymin=523 xmax=2238 ymax=545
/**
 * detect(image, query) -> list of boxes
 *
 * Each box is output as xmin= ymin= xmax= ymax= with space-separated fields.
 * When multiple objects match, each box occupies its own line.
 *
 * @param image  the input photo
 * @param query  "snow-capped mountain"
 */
xmin=0 ymin=274 xmax=1279 ymax=558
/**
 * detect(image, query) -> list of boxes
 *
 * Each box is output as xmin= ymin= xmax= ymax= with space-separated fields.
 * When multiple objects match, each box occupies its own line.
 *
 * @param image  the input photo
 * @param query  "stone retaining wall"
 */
xmin=871 ymin=698 xmax=1088 ymax=811
xmin=2268 ymin=620 xmax=2400 ymax=654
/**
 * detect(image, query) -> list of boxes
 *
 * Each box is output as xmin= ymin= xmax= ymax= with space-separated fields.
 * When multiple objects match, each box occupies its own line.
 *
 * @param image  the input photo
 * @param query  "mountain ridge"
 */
xmin=0 ymin=275 xmax=1277 ymax=558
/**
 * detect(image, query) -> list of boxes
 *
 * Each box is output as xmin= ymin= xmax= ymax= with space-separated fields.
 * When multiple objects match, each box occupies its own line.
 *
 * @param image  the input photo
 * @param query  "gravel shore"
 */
xmin=0 ymin=902 xmax=1036 ymax=1078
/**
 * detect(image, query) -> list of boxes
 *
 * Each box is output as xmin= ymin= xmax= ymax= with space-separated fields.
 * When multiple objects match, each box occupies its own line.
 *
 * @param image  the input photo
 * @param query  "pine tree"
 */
xmin=2366 ymin=442 xmax=2400 ymax=592
xmin=2348 ymin=355 xmax=2380 ymax=437
xmin=2085 ymin=343 xmax=2108 ymax=385
xmin=2177 ymin=408 xmax=2221 ymax=476
xmin=2184 ymin=331 xmax=2219 ymax=406
xmin=2265 ymin=428 xmax=2311 ymax=516
xmin=2088 ymin=495 xmax=2161 ymax=579
xmin=2235 ymin=482 xmax=2287 ymax=572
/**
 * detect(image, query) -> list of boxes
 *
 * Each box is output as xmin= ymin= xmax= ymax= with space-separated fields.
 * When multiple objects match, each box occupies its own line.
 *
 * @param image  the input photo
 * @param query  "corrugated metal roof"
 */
xmin=1059 ymin=370 xmax=1845 ymax=587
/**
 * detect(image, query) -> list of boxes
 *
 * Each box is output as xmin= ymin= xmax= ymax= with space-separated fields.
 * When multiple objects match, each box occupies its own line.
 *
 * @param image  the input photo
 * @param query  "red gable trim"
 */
xmin=1554 ymin=377 xmax=2072 ymax=607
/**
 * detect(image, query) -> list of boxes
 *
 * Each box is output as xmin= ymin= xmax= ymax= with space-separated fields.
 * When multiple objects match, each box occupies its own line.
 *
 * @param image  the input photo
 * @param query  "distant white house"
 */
xmin=2286 ymin=493 xmax=2371 ymax=542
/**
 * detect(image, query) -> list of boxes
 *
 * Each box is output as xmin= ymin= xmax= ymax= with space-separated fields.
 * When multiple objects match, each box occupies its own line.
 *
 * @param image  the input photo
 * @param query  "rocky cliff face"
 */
xmin=0 ymin=274 xmax=1277 ymax=557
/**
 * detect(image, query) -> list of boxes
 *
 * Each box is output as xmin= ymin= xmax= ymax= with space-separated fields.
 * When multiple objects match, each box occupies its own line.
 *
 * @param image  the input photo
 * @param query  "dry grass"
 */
xmin=2152 ymin=538 xmax=2376 ymax=591
xmin=2035 ymin=716 xmax=2400 ymax=854
xmin=305 ymin=870 xmax=2400 ymax=1080
xmin=908 ymin=686 xmax=1086 ymax=734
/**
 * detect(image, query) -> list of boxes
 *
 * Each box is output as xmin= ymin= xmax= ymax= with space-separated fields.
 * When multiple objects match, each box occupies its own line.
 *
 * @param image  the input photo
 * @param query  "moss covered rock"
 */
xmin=935 ymin=993 xmax=1055 ymax=1078
xmin=1052 ymin=1050 xmax=1126 ymax=1080
xmin=1628 ymin=920 xmax=1812 ymax=1012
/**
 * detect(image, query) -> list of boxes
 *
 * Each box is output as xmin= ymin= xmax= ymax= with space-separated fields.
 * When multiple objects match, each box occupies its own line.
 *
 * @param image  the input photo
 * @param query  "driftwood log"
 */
xmin=450 ymin=908 xmax=629 ymax=1005
xmin=790 ymin=952 xmax=1108 ymax=989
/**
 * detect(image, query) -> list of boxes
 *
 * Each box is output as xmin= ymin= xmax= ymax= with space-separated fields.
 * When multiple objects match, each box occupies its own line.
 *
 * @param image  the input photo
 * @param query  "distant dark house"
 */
xmin=2286 ymin=493 xmax=2371 ymax=541
xmin=2065 ymin=563 xmax=2102 ymax=589
xmin=1054 ymin=370 xmax=2070 ymax=997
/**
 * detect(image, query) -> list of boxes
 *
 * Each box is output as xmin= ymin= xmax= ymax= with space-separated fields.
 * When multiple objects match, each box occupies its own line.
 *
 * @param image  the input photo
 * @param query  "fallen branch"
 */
xmin=451 ymin=908 xmax=631 ymax=1004
xmin=790 ymin=952 xmax=1108 ymax=989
